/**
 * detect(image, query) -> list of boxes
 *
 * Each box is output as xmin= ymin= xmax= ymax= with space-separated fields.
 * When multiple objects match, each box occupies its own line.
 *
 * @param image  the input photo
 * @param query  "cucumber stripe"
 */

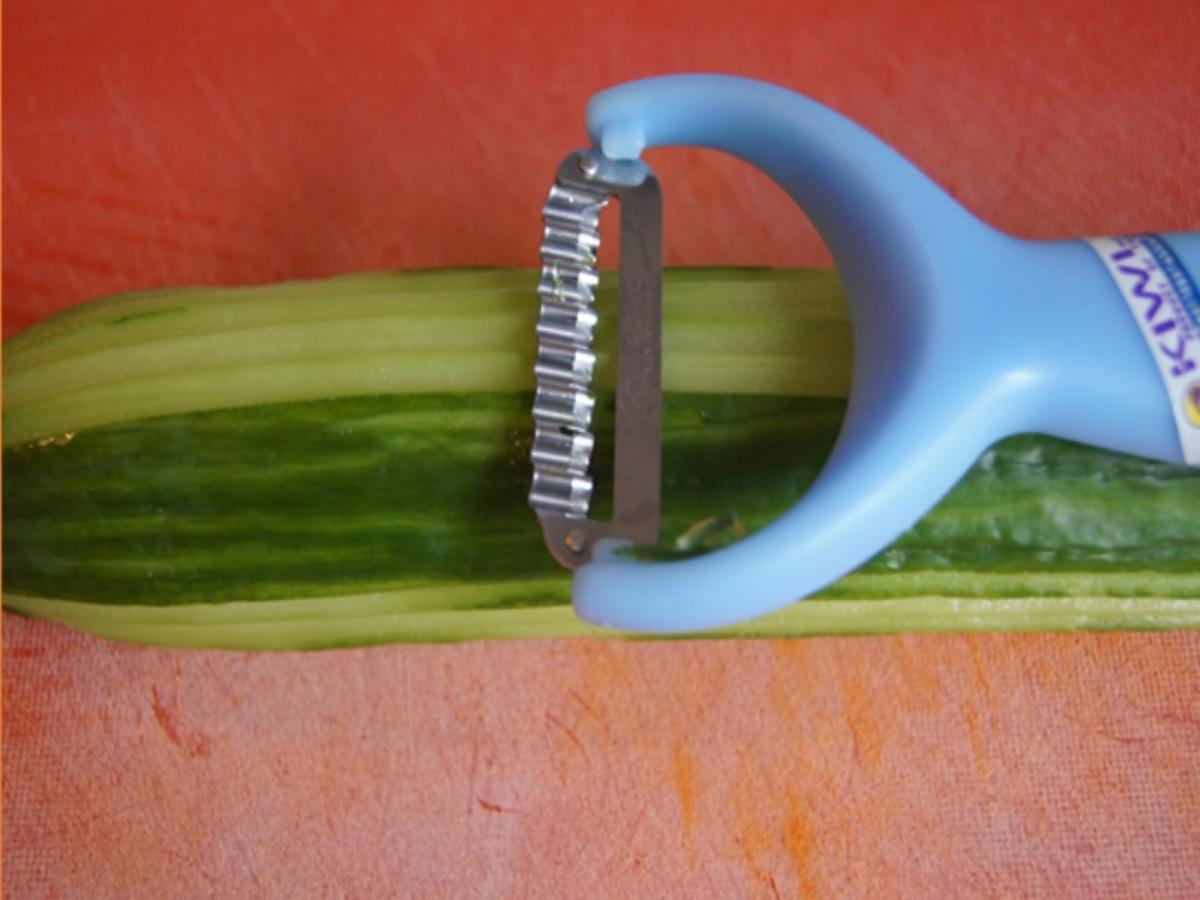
xmin=6 ymin=393 xmax=1197 ymax=613
xmin=3 ymin=269 xmax=850 ymax=446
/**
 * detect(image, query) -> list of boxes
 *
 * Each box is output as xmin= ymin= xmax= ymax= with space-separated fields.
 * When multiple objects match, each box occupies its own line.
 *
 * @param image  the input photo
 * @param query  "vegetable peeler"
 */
xmin=529 ymin=74 xmax=1200 ymax=634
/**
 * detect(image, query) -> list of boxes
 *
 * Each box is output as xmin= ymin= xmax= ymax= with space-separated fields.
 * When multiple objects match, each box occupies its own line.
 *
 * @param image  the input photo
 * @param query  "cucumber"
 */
xmin=4 ymin=269 xmax=1198 ymax=649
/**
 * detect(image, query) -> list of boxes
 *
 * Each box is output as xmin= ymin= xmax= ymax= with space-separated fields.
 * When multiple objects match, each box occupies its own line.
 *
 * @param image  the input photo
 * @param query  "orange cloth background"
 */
xmin=4 ymin=1 xmax=1199 ymax=895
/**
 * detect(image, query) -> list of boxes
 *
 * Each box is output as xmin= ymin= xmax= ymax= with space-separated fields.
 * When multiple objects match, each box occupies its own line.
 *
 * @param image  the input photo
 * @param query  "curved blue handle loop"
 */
xmin=572 ymin=74 xmax=1197 ymax=633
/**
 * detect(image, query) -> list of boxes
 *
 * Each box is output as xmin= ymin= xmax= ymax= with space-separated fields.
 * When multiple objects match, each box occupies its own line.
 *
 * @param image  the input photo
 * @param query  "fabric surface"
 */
xmin=4 ymin=1 xmax=1199 ymax=895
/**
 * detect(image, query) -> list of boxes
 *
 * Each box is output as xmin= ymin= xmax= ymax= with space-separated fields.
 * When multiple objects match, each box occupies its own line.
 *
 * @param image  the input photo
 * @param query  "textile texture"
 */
xmin=4 ymin=1 xmax=1199 ymax=895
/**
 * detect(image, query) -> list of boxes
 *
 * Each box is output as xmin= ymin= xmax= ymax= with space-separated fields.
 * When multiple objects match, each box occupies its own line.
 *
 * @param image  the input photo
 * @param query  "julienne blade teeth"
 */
xmin=543 ymin=184 xmax=606 ymax=224
xmin=541 ymin=205 xmax=600 ymax=230
xmin=532 ymin=384 xmax=595 ymax=429
xmin=536 ymin=302 xmax=598 ymax=344
xmin=529 ymin=166 xmax=608 ymax=521
xmin=543 ymin=223 xmax=600 ymax=254
xmin=538 ymin=262 xmax=600 ymax=293
xmin=529 ymin=467 xmax=593 ymax=518
xmin=531 ymin=426 xmax=594 ymax=470
xmin=540 ymin=241 xmax=597 ymax=268
xmin=537 ymin=272 xmax=597 ymax=305
xmin=536 ymin=281 xmax=593 ymax=306
xmin=535 ymin=340 xmax=596 ymax=384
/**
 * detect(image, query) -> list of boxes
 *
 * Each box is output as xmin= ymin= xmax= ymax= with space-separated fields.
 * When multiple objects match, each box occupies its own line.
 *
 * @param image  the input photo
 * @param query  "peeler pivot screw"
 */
xmin=564 ymin=529 xmax=588 ymax=555
xmin=578 ymin=154 xmax=600 ymax=179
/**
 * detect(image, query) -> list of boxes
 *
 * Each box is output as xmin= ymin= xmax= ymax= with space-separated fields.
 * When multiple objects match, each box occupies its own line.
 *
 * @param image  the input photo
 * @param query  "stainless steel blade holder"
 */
xmin=528 ymin=148 xmax=663 ymax=568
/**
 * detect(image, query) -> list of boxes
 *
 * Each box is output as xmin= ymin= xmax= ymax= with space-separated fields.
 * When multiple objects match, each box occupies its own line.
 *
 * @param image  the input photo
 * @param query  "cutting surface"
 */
xmin=4 ymin=1 xmax=1200 ymax=895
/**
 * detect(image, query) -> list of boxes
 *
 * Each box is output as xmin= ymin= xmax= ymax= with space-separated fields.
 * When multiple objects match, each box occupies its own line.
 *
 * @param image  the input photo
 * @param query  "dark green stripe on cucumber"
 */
xmin=6 ymin=392 xmax=1198 ymax=611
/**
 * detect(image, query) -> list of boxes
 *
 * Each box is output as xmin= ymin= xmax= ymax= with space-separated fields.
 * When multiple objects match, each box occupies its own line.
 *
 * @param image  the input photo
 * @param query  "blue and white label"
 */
xmin=1088 ymin=234 xmax=1200 ymax=465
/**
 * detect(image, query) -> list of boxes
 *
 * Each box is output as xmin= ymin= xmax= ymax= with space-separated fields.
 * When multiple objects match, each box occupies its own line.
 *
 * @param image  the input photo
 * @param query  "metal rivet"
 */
xmin=564 ymin=529 xmax=587 ymax=554
xmin=578 ymin=155 xmax=599 ymax=179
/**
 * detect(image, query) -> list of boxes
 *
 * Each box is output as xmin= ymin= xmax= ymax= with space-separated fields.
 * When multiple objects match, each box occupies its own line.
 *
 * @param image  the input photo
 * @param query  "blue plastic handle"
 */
xmin=570 ymin=74 xmax=1200 ymax=634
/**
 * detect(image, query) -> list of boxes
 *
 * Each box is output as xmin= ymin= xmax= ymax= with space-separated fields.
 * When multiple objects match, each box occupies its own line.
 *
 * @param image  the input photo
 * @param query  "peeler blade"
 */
xmin=529 ymin=149 xmax=663 ymax=568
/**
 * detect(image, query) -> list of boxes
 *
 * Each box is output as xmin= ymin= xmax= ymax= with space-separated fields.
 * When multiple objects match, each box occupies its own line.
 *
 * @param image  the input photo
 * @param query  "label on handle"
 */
xmin=1088 ymin=234 xmax=1200 ymax=465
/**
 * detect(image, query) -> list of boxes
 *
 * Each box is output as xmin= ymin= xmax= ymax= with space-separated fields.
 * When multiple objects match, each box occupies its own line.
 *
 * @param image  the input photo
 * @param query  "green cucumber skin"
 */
xmin=5 ymin=392 xmax=1199 ymax=614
